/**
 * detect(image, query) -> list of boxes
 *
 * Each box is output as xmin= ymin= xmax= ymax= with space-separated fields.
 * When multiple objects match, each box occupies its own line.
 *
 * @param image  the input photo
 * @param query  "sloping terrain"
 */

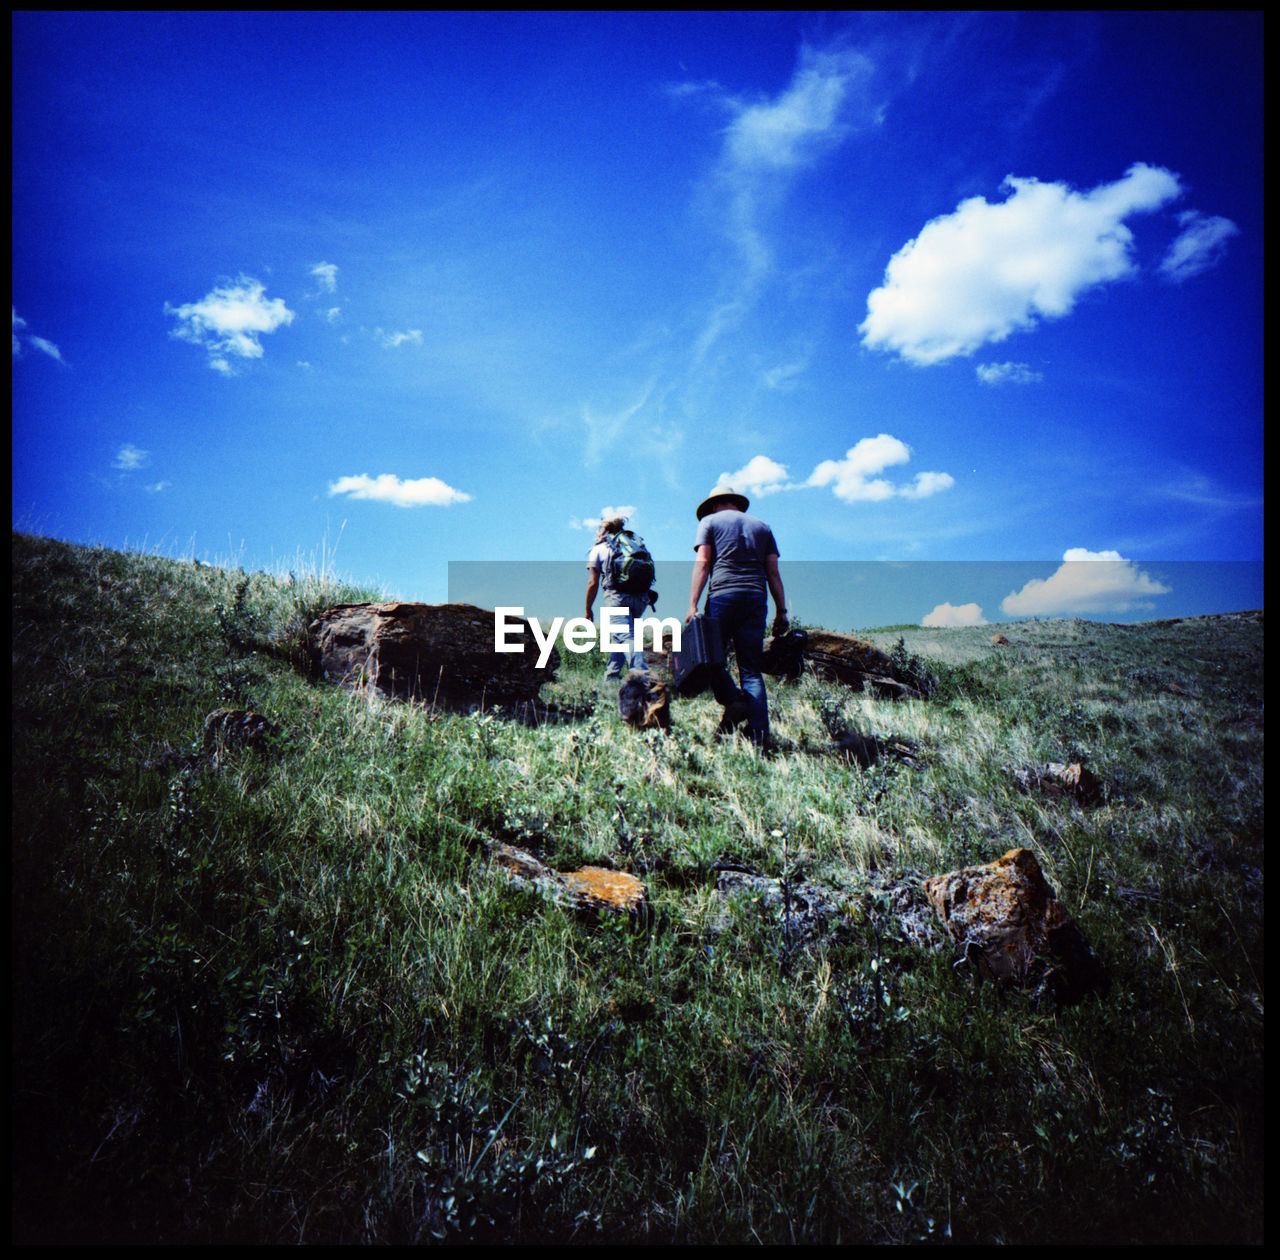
xmin=11 ymin=532 xmax=1263 ymax=1243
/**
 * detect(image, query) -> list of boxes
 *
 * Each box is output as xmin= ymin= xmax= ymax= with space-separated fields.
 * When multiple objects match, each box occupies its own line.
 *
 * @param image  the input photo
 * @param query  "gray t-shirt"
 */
xmin=694 ymin=510 xmax=779 ymax=598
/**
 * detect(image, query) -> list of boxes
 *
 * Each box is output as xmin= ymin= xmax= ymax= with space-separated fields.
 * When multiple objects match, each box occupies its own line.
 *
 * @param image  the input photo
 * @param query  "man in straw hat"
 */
xmin=685 ymin=484 xmax=788 ymax=745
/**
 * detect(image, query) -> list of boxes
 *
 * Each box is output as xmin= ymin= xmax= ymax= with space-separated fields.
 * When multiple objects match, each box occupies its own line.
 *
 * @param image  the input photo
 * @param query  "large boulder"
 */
xmin=309 ymin=602 xmax=557 ymax=706
xmin=923 ymin=847 xmax=1107 ymax=1004
xmin=763 ymin=628 xmax=928 ymax=699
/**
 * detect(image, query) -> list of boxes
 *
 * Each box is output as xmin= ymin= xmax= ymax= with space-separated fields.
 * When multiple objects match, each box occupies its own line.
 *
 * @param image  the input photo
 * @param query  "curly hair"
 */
xmin=595 ymin=516 xmax=628 ymax=543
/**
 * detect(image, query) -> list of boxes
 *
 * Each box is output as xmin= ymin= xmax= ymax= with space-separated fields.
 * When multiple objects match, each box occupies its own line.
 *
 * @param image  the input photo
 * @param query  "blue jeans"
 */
xmin=601 ymin=592 xmax=654 ymax=678
xmin=706 ymin=589 xmax=768 ymax=741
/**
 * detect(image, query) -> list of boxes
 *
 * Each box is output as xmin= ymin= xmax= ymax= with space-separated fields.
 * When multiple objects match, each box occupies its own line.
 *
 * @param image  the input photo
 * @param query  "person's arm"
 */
xmin=585 ymin=565 xmax=600 ymax=621
xmin=687 ymin=544 xmax=713 ymax=621
xmin=764 ymin=553 xmax=787 ymax=634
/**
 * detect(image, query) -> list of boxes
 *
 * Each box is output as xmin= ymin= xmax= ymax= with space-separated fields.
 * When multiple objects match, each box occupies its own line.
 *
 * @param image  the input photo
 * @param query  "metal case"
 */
xmin=672 ymin=614 xmax=725 ymax=695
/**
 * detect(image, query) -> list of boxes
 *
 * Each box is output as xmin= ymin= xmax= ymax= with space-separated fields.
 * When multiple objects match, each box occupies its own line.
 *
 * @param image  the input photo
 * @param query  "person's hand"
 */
xmin=685 ymin=604 xmax=699 ymax=623
xmin=770 ymin=612 xmax=789 ymax=637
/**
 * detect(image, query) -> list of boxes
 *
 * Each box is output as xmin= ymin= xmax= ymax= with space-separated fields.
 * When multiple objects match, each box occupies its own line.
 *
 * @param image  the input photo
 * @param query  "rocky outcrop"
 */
xmin=924 ymin=847 xmax=1107 ymax=1004
xmin=487 ymin=840 xmax=647 ymax=916
xmin=309 ymin=602 xmax=557 ymax=707
xmin=763 ymin=628 xmax=928 ymax=700
xmin=711 ymin=864 xmax=945 ymax=954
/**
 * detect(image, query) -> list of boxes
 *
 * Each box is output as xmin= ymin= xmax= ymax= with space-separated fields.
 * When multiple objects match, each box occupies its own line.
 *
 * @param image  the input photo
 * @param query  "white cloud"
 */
xmin=1159 ymin=210 xmax=1239 ymax=282
xmin=13 ymin=307 xmax=65 ymax=362
xmin=26 ymin=335 xmax=66 ymax=363
xmin=113 ymin=444 xmax=150 ymax=471
xmin=379 ymin=328 xmax=423 ymax=349
xmin=328 ymin=473 xmax=472 ymax=508
xmin=806 ymin=433 xmax=953 ymax=503
xmin=310 ymin=261 xmax=339 ymax=293
xmin=860 ymin=163 xmax=1183 ymax=365
xmin=165 ymin=276 xmax=294 ymax=373
xmin=922 ymin=601 xmax=988 ymax=628
xmin=899 ymin=470 xmax=956 ymax=499
xmin=682 ymin=44 xmax=879 ymax=358
xmin=976 ymin=361 xmax=1043 ymax=386
xmin=720 ymin=455 xmax=791 ymax=497
xmin=572 ymin=504 xmax=639 ymax=531
xmin=722 ymin=46 xmax=875 ymax=174
xmin=1000 ymin=548 xmax=1171 ymax=617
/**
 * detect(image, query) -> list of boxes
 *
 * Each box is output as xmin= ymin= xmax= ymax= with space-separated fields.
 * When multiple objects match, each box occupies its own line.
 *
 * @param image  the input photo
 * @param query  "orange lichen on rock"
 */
xmin=924 ymin=847 xmax=1106 ymax=1002
xmin=561 ymin=866 xmax=647 ymax=912
xmin=487 ymin=840 xmax=647 ymax=916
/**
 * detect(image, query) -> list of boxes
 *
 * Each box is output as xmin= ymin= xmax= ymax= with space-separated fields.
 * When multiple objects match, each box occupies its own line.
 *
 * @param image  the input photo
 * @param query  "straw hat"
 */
xmin=695 ymin=484 xmax=750 ymax=520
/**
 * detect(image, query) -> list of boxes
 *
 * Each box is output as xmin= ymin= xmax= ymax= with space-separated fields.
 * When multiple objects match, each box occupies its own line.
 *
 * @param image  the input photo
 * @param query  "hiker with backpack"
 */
xmin=585 ymin=515 xmax=658 ymax=681
xmin=685 ymin=484 xmax=788 ymax=746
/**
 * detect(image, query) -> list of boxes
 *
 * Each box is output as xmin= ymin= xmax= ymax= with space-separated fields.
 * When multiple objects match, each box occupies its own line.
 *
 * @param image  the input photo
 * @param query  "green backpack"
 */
xmin=608 ymin=530 xmax=657 ymax=601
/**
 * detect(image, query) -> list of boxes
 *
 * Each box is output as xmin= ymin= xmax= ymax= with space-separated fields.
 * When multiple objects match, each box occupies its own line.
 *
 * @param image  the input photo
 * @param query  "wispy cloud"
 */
xmin=309 ymin=261 xmax=339 ymax=293
xmin=378 ymin=328 xmax=423 ymax=349
xmin=806 ymin=434 xmax=954 ymax=503
xmin=112 ymin=444 xmax=150 ymax=471
xmin=1153 ymin=471 xmax=1260 ymax=513
xmin=682 ymin=44 xmax=879 ymax=359
xmin=976 ymin=361 xmax=1043 ymax=386
xmin=1159 ymin=210 xmax=1239 ymax=282
xmin=165 ymin=276 xmax=295 ymax=374
xmin=720 ymin=46 xmax=876 ymax=175
xmin=328 ymin=473 xmax=472 ymax=508
xmin=761 ymin=352 xmax=812 ymax=390
xmin=1000 ymin=548 xmax=1170 ymax=616
xmin=580 ymin=382 xmax=656 ymax=466
xmin=12 ymin=307 xmax=66 ymax=363
xmin=860 ymin=163 xmax=1184 ymax=365
xmin=922 ymin=601 xmax=988 ymax=628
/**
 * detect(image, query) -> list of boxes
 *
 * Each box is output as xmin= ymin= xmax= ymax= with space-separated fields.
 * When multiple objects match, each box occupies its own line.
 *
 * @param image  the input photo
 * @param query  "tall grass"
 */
xmin=11 ymin=532 xmax=1263 ymax=1243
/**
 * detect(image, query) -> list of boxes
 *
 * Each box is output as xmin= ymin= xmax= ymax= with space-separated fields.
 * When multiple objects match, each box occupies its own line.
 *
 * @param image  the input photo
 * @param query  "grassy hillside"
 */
xmin=11 ymin=531 xmax=1263 ymax=1243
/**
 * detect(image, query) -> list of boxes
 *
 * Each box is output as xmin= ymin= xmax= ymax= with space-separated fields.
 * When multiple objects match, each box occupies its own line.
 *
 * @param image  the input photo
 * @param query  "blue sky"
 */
xmin=12 ymin=11 xmax=1263 ymax=627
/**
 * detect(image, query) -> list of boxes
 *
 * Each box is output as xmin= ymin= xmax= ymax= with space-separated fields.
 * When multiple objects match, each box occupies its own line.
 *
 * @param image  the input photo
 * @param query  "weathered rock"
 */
xmin=923 ymin=847 xmax=1106 ymax=1004
xmin=832 ymin=728 xmax=921 ymax=769
xmin=309 ymin=602 xmax=557 ymax=707
xmin=991 ymin=634 xmax=1010 ymax=646
xmin=1014 ymin=761 xmax=1101 ymax=804
xmin=487 ymin=840 xmax=647 ymax=916
xmin=763 ymin=627 xmax=928 ymax=700
xmin=144 ymin=708 xmax=285 ymax=776
xmin=617 ymin=670 xmax=672 ymax=731
xmin=716 ymin=866 xmax=847 ymax=931
xmin=203 ymin=707 xmax=282 ymax=751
